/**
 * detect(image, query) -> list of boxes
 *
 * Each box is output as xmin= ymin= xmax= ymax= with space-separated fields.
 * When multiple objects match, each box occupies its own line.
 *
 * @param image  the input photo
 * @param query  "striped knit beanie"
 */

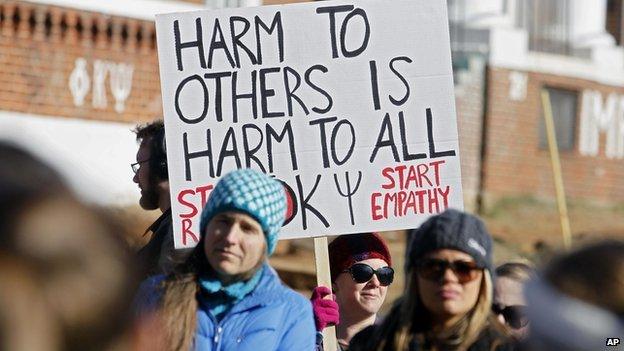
xmin=199 ymin=169 xmax=287 ymax=255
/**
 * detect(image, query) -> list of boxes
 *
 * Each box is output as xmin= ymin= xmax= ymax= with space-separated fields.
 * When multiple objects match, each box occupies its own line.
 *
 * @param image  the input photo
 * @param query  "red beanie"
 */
xmin=328 ymin=232 xmax=392 ymax=282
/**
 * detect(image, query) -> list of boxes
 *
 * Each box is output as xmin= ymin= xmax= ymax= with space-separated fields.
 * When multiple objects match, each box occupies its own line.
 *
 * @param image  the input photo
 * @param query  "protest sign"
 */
xmin=155 ymin=0 xmax=463 ymax=249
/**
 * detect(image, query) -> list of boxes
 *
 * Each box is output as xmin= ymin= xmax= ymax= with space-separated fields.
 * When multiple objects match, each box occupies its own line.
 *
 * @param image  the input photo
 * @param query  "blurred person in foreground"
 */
xmin=0 ymin=253 xmax=57 ymax=351
xmin=493 ymin=263 xmax=534 ymax=341
xmin=350 ymin=209 xmax=515 ymax=351
xmin=132 ymin=120 xmax=190 ymax=278
xmin=524 ymin=240 xmax=624 ymax=351
xmin=312 ymin=232 xmax=394 ymax=350
xmin=0 ymin=141 xmax=67 ymax=194
xmin=0 ymin=141 xmax=68 ymax=238
xmin=0 ymin=142 xmax=159 ymax=351
xmin=0 ymin=196 xmax=153 ymax=351
xmin=137 ymin=169 xmax=316 ymax=350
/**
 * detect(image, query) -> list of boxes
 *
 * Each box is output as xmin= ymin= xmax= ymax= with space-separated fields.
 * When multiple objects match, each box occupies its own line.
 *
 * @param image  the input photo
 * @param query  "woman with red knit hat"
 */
xmin=312 ymin=232 xmax=394 ymax=351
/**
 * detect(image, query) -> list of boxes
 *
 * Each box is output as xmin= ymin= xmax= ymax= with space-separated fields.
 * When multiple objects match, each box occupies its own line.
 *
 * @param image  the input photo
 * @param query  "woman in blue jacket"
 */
xmin=143 ymin=169 xmax=316 ymax=350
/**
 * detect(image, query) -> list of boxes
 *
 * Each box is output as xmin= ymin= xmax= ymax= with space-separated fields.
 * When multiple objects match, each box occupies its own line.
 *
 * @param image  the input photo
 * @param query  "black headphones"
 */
xmin=150 ymin=128 xmax=168 ymax=180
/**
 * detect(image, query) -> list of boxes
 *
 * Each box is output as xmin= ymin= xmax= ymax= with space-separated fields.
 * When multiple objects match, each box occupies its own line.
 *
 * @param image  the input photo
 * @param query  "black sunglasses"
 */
xmin=343 ymin=263 xmax=394 ymax=286
xmin=416 ymin=258 xmax=483 ymax=283
xmin=492 ymin=304 xmax=528 ymax=329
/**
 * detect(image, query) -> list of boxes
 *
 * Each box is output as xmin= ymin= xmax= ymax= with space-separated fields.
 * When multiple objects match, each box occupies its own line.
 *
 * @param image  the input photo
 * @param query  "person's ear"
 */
xmin=158 ymin=179 xmax=170 ymax=189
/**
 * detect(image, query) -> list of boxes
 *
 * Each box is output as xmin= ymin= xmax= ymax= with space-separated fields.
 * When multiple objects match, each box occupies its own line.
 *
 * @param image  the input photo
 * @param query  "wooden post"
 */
xmin=314 ymin=236 xmax=338 ymax=351
xmin=541 ymin=89 xmax=572 ymax=250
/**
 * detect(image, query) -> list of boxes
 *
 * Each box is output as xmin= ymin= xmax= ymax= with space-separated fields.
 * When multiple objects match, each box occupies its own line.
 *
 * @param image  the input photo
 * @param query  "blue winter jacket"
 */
xmin=137 ymin=264 xmax=316 ymax=351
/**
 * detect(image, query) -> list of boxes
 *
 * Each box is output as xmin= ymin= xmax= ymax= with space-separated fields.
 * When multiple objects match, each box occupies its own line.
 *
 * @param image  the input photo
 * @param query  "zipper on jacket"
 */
xmin=205 ymin=268 xmax=270 ymax=350
xmin=205 ymin=312 xmax=223 ymax=350
xmin=213 ymin=326 xmax=223 ymax=344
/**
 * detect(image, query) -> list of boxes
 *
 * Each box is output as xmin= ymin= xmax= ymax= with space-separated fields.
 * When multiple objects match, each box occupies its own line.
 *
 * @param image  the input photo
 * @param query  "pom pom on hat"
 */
xmin=199 ymin=169 xmax=287 ymax=255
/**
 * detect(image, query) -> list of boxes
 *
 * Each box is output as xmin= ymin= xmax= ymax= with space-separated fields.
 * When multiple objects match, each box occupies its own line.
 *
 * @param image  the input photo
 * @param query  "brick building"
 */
xmin=0 ymin=0 xmax=206 ymax=204
xmin=450 ymin=0 xmax=624 ymax=212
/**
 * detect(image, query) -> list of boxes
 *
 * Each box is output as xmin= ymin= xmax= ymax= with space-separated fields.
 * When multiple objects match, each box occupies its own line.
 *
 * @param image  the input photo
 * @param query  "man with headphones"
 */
xmin=132 ymin=120 xmax=190 ymax=278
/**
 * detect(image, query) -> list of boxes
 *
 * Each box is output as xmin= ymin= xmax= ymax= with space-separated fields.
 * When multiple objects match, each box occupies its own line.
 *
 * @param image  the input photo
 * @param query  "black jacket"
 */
xmin=137 ymin=209 xmax=189 ymax=278
xmin=349 ymin=323 xmax=517 ymax=351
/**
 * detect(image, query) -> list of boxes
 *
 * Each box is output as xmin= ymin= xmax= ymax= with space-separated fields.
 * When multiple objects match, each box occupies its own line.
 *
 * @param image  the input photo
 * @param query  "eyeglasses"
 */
xmin=343 ymin=263 xmax=394 ymax=286
xmin=492 ymin=304 xmax=528 ymax=329
xmin=416 ymin=258 xmax=483 ymax=283
xmin=131 ymin=159 xmax=150 ymax=174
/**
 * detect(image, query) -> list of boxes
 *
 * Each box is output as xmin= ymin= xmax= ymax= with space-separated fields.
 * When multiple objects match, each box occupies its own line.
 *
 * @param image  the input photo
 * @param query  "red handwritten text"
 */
xmin=371 ymin=161 xmax=450 ymax=220
xmin=176 ymin=184 xmax=214 ymax=245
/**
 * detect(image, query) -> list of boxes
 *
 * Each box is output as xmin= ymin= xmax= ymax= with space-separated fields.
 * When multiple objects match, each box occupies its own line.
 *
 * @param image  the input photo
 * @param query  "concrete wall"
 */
xmin=0 ymin=111 xmax=139 ymax=205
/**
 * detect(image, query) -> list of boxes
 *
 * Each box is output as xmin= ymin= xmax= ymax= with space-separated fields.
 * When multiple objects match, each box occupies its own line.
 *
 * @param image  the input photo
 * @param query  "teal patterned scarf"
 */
xmin=198 ymin=266 xmax=264 ymax=321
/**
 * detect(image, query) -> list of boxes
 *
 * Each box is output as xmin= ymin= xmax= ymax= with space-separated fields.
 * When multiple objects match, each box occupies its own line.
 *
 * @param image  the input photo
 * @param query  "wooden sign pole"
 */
xmin=541 ymin=89 xmax=572 ymax=250
xmin=313 ymin=236 xmax=338 ymax=351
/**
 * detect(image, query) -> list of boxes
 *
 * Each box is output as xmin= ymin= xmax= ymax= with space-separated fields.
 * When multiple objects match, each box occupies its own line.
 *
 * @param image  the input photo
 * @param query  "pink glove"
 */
xmin=311 ymin=286 xmax=340 ymax=331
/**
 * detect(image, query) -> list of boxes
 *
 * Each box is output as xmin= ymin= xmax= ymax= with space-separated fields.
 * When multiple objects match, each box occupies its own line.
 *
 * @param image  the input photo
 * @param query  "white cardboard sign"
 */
xmin=155 ymin=0 xmax=463 ymax=248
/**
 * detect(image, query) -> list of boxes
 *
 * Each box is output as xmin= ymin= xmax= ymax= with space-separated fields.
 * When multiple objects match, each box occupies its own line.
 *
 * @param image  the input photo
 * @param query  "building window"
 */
xmin=606 ymin=0 xmax=623 ymax=45
xmin=539 ymin=87 xmax=578 ymax=151
xmin=518 ymin=0 xmax=572 ymax=55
